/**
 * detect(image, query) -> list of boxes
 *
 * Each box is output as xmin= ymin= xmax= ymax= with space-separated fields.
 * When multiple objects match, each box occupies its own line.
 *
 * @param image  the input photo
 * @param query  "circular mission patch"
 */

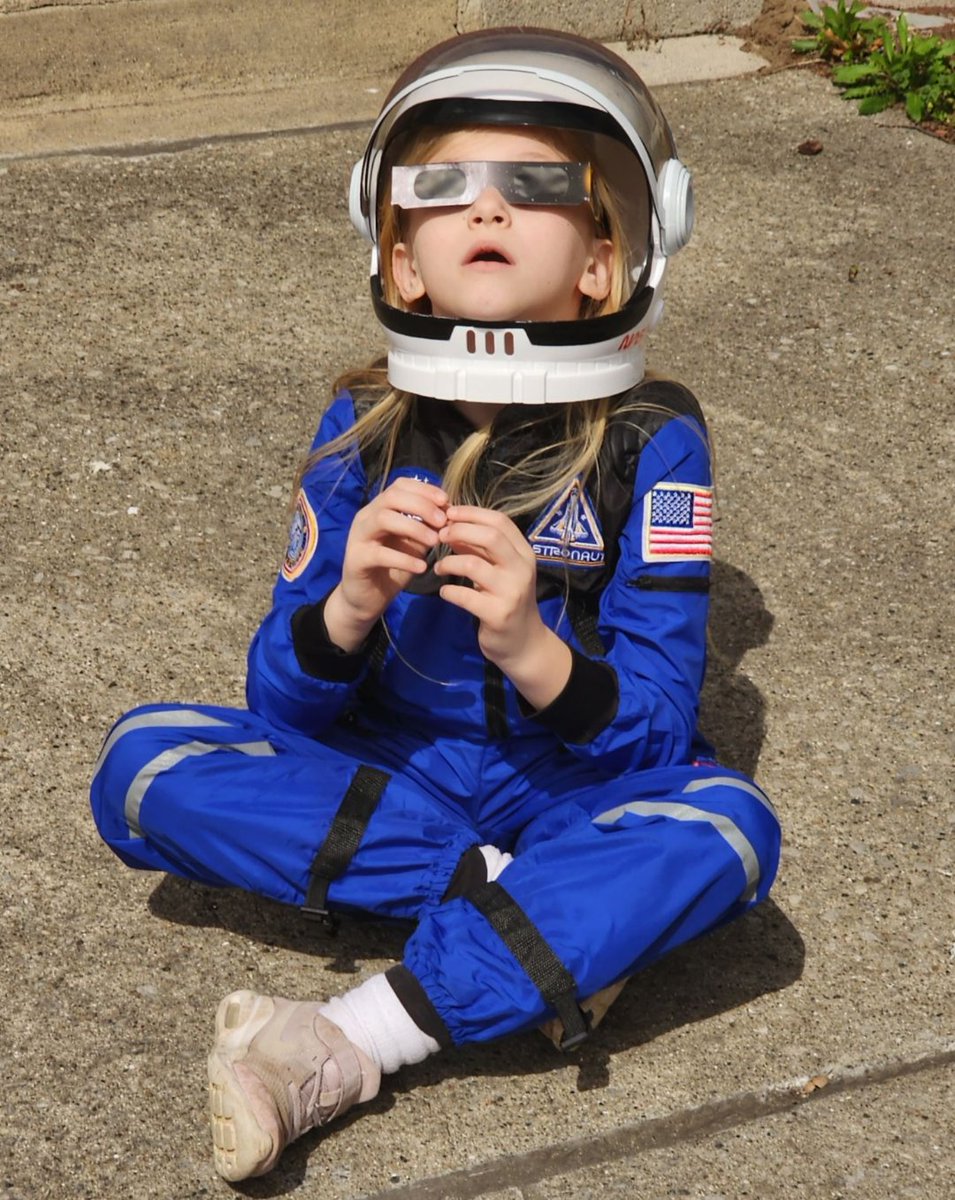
xmin=282 ymin=490 xmax=318 ymax=582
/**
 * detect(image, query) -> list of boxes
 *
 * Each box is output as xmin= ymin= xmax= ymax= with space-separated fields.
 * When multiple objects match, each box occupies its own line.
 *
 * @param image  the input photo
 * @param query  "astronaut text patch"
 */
xmin=528 ymin=477 xmax=605 ymax=568
xmin=642 ymin=482 xmax=713 ymax=562
xmin=282 ymin=490 xmax=318 ymax=581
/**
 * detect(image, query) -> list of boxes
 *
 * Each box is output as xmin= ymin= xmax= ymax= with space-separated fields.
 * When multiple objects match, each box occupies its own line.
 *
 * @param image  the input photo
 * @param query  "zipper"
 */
xmin=628 ymin=574 xmax=710 ymax=593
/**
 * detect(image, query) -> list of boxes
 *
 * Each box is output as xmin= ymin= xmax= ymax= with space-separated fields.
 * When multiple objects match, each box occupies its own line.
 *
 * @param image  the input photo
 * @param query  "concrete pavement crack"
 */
xmin=367 ymin=1045 xmax=955 ymax=1200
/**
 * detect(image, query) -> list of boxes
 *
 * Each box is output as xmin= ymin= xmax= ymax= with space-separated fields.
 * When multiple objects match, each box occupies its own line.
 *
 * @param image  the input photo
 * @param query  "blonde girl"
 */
xmin=91 ymin=29 xmax=780 ymax=1182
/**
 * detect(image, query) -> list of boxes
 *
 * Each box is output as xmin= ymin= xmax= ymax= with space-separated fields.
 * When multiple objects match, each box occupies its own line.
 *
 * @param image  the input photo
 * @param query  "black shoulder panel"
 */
xmin=597 ymin=379 xmax=705 ymax=533
xmin=530 ymin=380 xmax=705 ymax=598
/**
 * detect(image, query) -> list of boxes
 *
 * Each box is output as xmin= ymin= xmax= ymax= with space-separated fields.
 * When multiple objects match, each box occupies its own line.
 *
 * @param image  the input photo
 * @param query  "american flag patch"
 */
xmin=642 ymin=482 xmax=713 ymax=562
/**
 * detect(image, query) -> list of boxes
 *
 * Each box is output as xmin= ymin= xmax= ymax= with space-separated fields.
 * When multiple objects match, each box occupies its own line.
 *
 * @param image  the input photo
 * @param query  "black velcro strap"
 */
xmin=302 ymin=764 xmax=391 ymax=930
xmin=467 ymin=881 xmax=591 ymax=1051
xmin=567 ymin=599 xmax=606 ymax=657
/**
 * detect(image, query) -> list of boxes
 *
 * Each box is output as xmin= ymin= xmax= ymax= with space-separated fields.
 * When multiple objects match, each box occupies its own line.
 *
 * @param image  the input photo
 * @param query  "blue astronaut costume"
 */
xmin=91 ymin=382 xmax=780 ymax=1048
xmin=91 ymin=30 xmax=780 ymax=1052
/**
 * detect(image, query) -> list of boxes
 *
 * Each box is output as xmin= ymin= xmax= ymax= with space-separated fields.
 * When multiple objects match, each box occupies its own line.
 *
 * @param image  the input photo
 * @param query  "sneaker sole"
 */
xmin=207 ymin=990 xmax=280 ymax=1181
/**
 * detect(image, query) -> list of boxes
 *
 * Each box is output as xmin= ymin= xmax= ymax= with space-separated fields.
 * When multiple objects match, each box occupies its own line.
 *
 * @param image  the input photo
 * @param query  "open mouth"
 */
xmin=467 ymin=246 xmax=512 ymax=265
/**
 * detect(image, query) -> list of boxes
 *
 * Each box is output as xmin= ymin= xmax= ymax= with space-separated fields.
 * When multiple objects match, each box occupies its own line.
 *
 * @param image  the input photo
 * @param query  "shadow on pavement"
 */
xmin=700 ymin=558 xmax=775 ymax=780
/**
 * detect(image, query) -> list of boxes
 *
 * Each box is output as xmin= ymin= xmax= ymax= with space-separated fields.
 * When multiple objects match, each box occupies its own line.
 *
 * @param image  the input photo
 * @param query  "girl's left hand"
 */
xmin=434 ymin=506 xmax=571 ymax=706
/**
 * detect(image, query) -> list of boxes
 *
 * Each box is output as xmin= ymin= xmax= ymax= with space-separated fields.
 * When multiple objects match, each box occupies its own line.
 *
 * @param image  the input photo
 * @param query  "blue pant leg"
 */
xmin=90 ymin=703 xmax=480 ymax=920
xmin=403 ymin=763 xmax=781 ymax=1045
xmin=90 ymin=703 xmax=258 ymax=876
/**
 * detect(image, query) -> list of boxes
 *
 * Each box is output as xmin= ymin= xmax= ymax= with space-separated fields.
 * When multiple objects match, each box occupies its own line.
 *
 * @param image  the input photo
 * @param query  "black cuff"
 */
xmin=290 ymin=595 xmax=371 ymax=682
xmin=440 ymin=844 xmax=488 ymax=902
xmin=518 ymin=648 xmax=619 ymax=745
xmin=385 ymin=964 xmax=453 ymax=1048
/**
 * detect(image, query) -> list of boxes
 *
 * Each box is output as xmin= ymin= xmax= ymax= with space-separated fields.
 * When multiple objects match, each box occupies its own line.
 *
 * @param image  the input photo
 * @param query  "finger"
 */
xmin=374 ymin=508 xmax=442 ymax=547
xmin=381 ymin=481 xmax=448 ymax=526
xmin=434 ymin=552 xmax=498 ymax=592
xmin=442 ymin=511 xmax=528 ymax=558
xmin=445 ymin=505 xmax=520 ymax=538
xmin=440 ymin=524 xmax=532 ymax=577
xmin=439 ymin=521 xmax=508 ymax=558
xmin=444 ymin=504 xmax=500 ymax=523
xmin=437 ymin=530 xmax=495 ymax=566
xmin=393 ymin=478 xmax=448 ymax=504
xmin=391 ymin=533 xmax=432 ymax=559
xmin=438 ymin=582 xmax=488 ymax=619
xmin=360 ymin=547 xmax=429 ymax=575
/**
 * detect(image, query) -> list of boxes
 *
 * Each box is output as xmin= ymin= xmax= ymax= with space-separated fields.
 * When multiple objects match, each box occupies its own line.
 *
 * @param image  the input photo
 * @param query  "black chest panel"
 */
xmin=356 ymin=382 xmax=705 ymax=602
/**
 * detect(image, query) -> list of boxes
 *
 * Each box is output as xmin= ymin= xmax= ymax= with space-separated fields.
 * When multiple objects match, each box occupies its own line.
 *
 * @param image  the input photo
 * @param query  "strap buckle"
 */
xmin=556 ymin=999 xmax=592 ymax=1052
xmin=301 ymin=764 xmax=391 ymax=937
xmin=301 ymin=904 xmax=340 ymax=934
xmin=466 ymin=882 xmax=592 ymax=1054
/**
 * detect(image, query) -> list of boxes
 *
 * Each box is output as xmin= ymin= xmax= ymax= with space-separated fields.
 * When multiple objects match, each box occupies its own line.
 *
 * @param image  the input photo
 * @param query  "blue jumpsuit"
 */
xmin=91 ymin=386 xmax=781 ymax=1047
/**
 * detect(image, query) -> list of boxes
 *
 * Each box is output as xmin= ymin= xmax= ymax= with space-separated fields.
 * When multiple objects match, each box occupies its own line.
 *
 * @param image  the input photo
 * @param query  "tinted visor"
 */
xmin=392 ymin=160 xmax=591 ymax=209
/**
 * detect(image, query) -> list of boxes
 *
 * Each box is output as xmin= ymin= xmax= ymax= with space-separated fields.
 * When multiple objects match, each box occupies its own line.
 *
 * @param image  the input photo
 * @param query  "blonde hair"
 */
xmin=294 ymin=123 xmax=682 ymax=531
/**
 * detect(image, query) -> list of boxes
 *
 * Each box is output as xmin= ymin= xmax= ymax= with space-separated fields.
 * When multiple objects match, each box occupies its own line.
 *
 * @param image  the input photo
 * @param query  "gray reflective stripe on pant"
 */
xmin=592 ymin=800 xmax=761 ymax=903
xmin=682 ymin=774 xmax=778 ymax=821
xmin=93 ymin=708 xmax=235 ymax=780
xmin=124 ymin=738 xmax=275 ymax=838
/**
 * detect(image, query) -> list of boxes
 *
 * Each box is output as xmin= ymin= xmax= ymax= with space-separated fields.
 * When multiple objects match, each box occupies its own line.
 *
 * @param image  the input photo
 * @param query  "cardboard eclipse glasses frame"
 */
xmin=391 ymin=161 xmax=592 ymax=209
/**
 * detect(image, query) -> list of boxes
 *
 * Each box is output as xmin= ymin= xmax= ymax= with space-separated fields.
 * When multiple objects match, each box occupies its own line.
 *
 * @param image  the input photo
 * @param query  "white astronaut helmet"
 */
xmin=349 ymin=28 xmax=694 ymax=405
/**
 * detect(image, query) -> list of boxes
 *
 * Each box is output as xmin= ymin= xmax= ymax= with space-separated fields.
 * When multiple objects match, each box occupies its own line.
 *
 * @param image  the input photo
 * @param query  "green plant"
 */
xmin=833 ymin=14 xmax=955 ymax=123
xmin=792 ymin=1 xmax=887 ymax=64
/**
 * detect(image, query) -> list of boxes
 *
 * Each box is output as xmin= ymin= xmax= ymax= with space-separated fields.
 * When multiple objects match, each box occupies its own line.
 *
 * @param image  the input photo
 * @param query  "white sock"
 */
xmin=320 ymin=973 xmax=440 ymax=1075
xmin=479 ymin=843 xmax=513 ymax=881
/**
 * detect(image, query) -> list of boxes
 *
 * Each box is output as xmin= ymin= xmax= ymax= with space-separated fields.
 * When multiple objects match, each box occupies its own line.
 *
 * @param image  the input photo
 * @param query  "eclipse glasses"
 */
xmin=391 ymin=161 xmax=592 ymax=209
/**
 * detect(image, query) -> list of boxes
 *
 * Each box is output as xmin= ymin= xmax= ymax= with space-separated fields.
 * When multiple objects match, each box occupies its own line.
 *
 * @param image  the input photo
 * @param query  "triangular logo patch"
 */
xmin=527 ymin=478 xmax=605 ymax=569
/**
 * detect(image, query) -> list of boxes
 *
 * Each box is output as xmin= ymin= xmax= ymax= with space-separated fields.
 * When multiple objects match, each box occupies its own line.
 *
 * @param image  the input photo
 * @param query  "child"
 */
xmin=90 ymin=28 xmax=781 ymax=1182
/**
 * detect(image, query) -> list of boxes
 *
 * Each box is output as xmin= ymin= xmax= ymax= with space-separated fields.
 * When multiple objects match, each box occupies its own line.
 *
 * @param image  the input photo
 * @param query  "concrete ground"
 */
xmin=1 ymin=2 xmax=952 ymax=1198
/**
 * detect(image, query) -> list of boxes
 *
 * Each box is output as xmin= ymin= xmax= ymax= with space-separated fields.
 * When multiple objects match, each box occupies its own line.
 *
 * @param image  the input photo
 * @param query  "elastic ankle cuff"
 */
xmin=385 ymin=965 xmax=453 ymax=1049
xmin=440 ymin=845 xmax=486 ymax=901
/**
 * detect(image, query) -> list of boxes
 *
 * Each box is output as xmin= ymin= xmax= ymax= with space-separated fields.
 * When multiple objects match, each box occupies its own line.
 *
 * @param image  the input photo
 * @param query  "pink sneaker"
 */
xmin=207 ymin=989 xmax=381 ymax=1181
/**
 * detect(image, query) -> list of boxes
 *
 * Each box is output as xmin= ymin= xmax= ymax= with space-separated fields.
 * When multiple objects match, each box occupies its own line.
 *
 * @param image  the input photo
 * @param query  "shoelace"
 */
xmin=287 ymin=1050 xmax=346 ymax=1138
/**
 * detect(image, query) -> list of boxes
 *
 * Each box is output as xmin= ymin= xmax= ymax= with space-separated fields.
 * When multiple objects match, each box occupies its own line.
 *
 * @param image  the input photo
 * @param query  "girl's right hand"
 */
xmin=323 ymin=479 xmax=448 ymax=652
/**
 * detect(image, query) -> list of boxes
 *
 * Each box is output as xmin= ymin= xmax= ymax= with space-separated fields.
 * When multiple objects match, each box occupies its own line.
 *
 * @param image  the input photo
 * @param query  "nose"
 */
xmin=466 ymin=186 xmax=510 ymax=226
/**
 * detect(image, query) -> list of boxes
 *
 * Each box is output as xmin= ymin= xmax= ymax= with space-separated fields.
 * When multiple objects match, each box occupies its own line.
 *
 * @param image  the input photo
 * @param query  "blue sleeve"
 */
xmin=245 ymin=392 xmax=372 ymax=736
xmin=528 ymin=412 xmax=712 ymax=773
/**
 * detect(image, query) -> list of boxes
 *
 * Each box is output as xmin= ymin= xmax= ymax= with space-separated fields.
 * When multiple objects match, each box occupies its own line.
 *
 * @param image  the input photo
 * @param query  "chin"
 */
xmin=459 ymin=303 xmax=531 ymax=323
xmin=438 ymin=290 xmax=527 ymax=324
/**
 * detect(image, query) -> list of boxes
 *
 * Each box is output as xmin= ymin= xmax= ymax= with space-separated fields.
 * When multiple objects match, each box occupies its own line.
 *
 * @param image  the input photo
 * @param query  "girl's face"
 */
xmin=391 ymin=128 xmax=614 ymax=324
